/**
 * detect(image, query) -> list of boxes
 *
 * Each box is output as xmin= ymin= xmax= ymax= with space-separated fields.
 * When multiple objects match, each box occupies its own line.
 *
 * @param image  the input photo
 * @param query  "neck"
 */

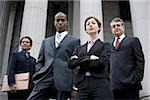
xmin=57 ymin=30 xmax=66 ymax=33
xmin=89 ymin=33 xmax=97 ymax=41
xmin=22 ymin=49 xmax=29 ymax=52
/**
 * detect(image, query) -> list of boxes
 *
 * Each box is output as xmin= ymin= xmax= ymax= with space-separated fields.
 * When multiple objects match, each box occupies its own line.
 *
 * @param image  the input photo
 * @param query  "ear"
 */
xmin=98 ymin=28 xmax=101 ymax=34
xmin=98 ymin=27 xmax=101 ymax=31
xmin=66 ymin=23 xmax=68 ymax=27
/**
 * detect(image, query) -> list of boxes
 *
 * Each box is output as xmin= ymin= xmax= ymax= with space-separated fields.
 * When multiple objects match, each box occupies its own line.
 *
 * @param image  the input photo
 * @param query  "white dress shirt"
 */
xmin=55 ymin=31 xmax=68 ymax=47
xmin=113 ymin=34 xmax=125 ymax=47
xmin=87 ymin=38 xmax=98 ymax=52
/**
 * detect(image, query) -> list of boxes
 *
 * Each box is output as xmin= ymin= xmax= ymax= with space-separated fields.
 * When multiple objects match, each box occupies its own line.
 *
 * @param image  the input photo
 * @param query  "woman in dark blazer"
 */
xmin=7 ymin=36 xmax=36 ymax=100
xmin=68 ymin=16 xmax=113 ymax=100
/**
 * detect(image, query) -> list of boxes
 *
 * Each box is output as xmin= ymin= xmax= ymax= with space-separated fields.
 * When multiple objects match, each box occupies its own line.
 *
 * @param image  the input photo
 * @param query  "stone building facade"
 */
xmin=0 ymin=0 xmax=150 ymax=99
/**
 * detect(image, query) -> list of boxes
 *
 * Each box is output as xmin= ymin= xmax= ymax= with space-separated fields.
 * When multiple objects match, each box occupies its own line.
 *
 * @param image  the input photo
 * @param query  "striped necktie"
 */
xmin=56 ymin=34 xmax=61 ymax=48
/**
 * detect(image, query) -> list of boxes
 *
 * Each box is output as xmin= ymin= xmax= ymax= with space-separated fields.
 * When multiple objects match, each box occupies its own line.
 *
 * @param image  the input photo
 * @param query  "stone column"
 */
xmin=72 ymin=1 xmax=80 ymax=38
xmin=129 ymin=0 xmax=150 ymax=99
xmin=20 ymin=0 xmax=48 ymax=59
xmin=80 ymin=0 xmax=103 ymax=45
xmin=1 ymin=2 xmax=17 ymax=78
xmin=0 ymin=1 xmax=10 ymax=75
xmin=0 ymin=1 xmax=11 ymax=99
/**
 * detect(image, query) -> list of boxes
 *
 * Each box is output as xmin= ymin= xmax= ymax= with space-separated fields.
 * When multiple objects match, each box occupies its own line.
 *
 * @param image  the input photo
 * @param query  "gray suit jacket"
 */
xmin=33 ymin=34 xmax=80 ymax=91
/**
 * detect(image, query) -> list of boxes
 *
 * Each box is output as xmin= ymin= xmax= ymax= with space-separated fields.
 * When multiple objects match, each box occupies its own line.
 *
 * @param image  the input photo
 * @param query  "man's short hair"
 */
xmin=110 ymin=17 xmax=124 ymax=26
xmin=54 ymin=12 xmax=67 ymax=20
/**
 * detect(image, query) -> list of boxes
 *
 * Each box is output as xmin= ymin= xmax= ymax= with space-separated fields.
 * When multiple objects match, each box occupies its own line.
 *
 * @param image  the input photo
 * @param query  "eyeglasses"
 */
xmin=111 ymin=23 xmax=123 ymax=28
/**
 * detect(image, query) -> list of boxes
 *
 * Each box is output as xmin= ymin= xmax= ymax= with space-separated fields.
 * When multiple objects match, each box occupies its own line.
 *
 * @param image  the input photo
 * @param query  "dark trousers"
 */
xmin=27 ymin=84 xmax=70 ymax=100
xmin=76 ymin=76 xmax=113 ymax=100
xmin=113 ymin=86 xmax=140 ymax=100
xmin=8 ymin=90 xmax=28 ymax=100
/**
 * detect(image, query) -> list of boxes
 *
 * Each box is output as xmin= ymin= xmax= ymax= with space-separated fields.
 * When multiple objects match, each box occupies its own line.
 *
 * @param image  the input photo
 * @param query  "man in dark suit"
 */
xmin=109 ymin=17 xmax=145 ymax=100
xmin=27 ymin=12 xmax=80 ymax=100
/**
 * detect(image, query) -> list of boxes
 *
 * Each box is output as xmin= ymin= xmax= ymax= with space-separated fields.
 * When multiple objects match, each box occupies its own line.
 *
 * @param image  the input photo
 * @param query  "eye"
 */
xmin=56 ymin=19 xmax=60 ymax=22
xmin=86 ymin=22 xmax=90 ymax=26
xmin=116 ymin=24 xmax=121 ymax=27
xmin=22 ymin=41 xmax=30 ymax=43
xmin=112 ymin=25 xmax=116 ymax=28
xmin=111 ymin=23 xmax=122 ymax=28
xmin=92 ymin=21 xmax=96 ymax=25
xmin=56 ymin=19 xmax=65 ymax=22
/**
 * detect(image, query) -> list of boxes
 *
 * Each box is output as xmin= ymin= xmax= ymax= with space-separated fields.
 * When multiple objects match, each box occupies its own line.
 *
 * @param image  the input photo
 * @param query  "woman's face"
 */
xmin=20 ymin=38 xmax=31 ymax=50
xmin=85 ymin=18 xmax=100 ymax=34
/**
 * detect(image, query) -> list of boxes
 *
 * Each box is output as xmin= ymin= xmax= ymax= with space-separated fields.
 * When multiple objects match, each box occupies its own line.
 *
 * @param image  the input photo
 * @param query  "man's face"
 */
xmin=110 ymin=21 xmax=125 ymax=37
xmin=54 ymin=15 xmax=68 ymax=33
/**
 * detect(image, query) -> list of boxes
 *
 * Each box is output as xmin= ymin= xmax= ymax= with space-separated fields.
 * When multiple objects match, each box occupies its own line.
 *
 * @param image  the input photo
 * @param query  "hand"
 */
xmin=10 ymin=84 xmax=17 ymax=92
xmin=70 ymin=86 xmax=78 ymax=100
xmin=90 ymin=55 xmax=99 ymax=60
xmin=70 ymin=90 xmax=77 ymax=100
xmin=71 ymin=55 xmax=78 ymax=59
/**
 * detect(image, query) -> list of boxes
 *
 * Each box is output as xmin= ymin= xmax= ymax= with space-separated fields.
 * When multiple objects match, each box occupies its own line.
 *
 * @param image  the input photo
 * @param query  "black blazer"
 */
xmin=68 ymin=39 xmax=111 ymax=85
xmin=7 ymin=50 xmax=36 ymax=90
xmin=110 ymin=35 xmax=145 ymax=90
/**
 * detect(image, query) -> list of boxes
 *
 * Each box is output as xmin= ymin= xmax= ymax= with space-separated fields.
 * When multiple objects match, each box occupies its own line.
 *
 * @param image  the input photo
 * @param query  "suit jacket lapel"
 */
xmin=50 ymin=36 xmax=56 ymax=49
xmin=59 ymin=34 xmax=71 ymax=47
xmin=88 ymin=39 xmax=103 ymax=53
xmin=80 ymin=43 xmax=88 ymax=55
xmin=113 ymin=35 xmax=129 ymax=50
xmin=119 ymin=35 xmax=128 ymax=48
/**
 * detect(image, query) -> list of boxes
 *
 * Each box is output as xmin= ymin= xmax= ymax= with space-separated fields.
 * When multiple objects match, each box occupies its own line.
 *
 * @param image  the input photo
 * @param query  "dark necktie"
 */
xmin=115 ymin=37 xmax=120 ymax=49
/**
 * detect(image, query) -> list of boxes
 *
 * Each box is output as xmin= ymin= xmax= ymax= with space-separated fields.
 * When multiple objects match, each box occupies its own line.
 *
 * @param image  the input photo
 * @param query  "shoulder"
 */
xmin=67 ymin=34 xmax=80 ymax=44
xmin=127 ymin=36 xmax=140 ymax=43
xmin=9 ymin=52 xmax=21 ymax=60
xmin=41 ymin=36 xmax=54 ymax=46
xmin=68 ymin=34 xmax=79 ymax=40
xmin=30 ymin=55 xmax=36 ymax=60
xmin=97 ymin=39 xmax=111 ymax=46
xmin=44 ymin=36 xmax=54 ymax=41
xmin=126 ymin=35 xmax=139 ymax=40
xmin=11 ymin=52 xmax=19 ymax=57
xmin=30 ymin=56 xmax=36 ymax=62
xmin=102 ymin=42 xmax=111 ymax=50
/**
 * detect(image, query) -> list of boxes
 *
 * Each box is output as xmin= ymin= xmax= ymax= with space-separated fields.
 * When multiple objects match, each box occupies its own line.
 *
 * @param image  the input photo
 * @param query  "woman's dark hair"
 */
xmin=84 ymin=16 xmax=101 ymax=33
xmin=20 ymin=36 xmax=33 ymax=46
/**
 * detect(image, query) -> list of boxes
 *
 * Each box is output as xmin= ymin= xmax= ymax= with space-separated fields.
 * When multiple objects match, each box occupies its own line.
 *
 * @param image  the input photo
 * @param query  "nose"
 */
xmin=22 ymin=41 xmax=29 ymax=45
xmin=58 ymin=20 xmax=63 ymax=24
xmin=23 ymin=42 xmax=27 ymax=45
xmin=89 ymin=23 xmax=93 ymax=27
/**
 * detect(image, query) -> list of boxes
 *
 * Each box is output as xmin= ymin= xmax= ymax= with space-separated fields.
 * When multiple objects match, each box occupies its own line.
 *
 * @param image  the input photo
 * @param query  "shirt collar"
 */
xmin=115 ymin=34 xmax=125 ymax=41
xmin=21 ymin=50 xmax=30 ymax=55
xmin=56 ymin=31 xmax=68 ymax=37
xmin=88 ymin=38 xmax=98 ymax=44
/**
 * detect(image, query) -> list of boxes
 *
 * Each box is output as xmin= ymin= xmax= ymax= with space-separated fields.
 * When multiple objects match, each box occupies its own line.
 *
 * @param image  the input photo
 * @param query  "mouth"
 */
xmin=115 ymin=29 xmax=120 ymax=32
xmin=89 ymin=28 xmax=94 ymax=31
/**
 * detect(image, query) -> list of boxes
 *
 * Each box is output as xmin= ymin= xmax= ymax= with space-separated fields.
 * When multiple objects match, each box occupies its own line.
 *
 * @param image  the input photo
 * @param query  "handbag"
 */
xmin=1 ymin=72 xmax=29 ymax=92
